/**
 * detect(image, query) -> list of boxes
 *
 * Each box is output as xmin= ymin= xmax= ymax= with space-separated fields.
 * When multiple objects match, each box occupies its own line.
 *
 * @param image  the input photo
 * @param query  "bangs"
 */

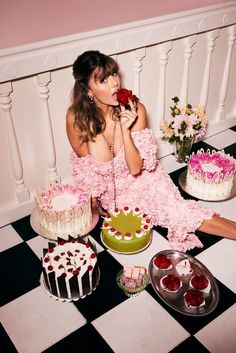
xmin=93 ymin=56 xmax=119 ymax=82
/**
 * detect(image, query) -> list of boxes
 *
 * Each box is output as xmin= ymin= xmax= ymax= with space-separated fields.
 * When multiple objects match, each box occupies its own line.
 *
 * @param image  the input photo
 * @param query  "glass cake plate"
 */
xmin=148 ymin=250 xmax=220 ymax=317
xmin=179 ymin=169 xmax=236 ymax=201
xmin=100 ymin=232 xmax=152 ymax=254
xmin=30 ymin=208 xmax=99 ymax=240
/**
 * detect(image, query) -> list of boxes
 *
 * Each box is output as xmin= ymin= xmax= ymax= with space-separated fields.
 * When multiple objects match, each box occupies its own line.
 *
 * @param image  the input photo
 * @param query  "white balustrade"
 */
xmin=155 ymin=41 xmax=172 ymax=137
xmin=200 ymin=29 xmax=220 ymax=109
xmin=180 ymin=35 xmax=197 ymax=106
xmin=216 ymin=25 xmax=236 ymax=121
xmin=0 ymin=82 xmax=30 ymax=203
xmin=132 ymin=48 xmax=146 ymax=98
xmin=36 ymin=72 xmax=60 ymax=184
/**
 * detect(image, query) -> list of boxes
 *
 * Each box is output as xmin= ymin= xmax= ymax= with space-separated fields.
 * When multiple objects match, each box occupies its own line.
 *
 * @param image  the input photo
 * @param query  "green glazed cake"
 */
xmin=101 ymin=207 xmax=153 ymax=253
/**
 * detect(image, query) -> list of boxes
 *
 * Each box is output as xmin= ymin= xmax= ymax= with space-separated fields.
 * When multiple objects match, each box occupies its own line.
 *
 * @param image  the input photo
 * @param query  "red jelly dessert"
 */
xmin=153 ymin=254 xmax=172 ymax=270
xmin=160 ymin=274 xmax=182 ymax=292
xmin=184 ymin=289 xmax=205 ymax=308
xmin=191 ymin=274 xmax=209 ymax=290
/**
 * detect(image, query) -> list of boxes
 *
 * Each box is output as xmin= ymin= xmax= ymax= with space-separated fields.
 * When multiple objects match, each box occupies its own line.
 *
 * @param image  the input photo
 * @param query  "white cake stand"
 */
xmin=179 ymin=170 xmax=236 ymax=201
xmin=30 ymin=208 xmax=99 ymax=240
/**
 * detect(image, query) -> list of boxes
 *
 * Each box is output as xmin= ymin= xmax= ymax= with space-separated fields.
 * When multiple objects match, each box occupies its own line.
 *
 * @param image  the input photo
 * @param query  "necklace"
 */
xmin=102 ymin=118 xmax=118 ymax=210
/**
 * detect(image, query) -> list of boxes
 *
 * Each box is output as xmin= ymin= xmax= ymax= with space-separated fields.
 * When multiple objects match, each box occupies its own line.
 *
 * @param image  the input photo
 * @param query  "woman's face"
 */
xmin=88 ymin=69 xmax=121 ymax=109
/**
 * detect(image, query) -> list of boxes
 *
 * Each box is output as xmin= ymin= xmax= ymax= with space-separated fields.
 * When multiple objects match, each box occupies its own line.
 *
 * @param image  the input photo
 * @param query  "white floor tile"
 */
xmin=196 ymin=304 xmax=236 ymax=353
xmin=204 ymin=129 xmax=236 ymax=150
xmin=92 ymin=291 xmax=189 ymax=353
xmin=160 ymin=154 xmax=186 ymax=174
xmin=0 ymin=225 xmax=23 ymax=252
xmin=196 ymin=238 xmax=236 ymax=294
xmin=0 ymin=286 xmax=86 ymax=353
xmin=198 ymin=194 xmax=236 ymax=222
xmin=107 ymin=229 xmax=171 ymax=269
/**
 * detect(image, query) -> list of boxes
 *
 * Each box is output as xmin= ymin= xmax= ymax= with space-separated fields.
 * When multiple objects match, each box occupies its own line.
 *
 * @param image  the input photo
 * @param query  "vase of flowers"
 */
xmin=160 ymin=96 xmax=208 ymax=163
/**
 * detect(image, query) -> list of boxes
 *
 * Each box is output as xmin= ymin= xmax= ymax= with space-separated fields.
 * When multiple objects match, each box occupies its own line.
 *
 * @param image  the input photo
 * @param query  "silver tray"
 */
xmin=30 ymin=208 xmax=99 ymax=240
xmin=179 ymin=169 xmax=236 ymax=201
xmin=148 ymin=250 xmax=220 ymax=316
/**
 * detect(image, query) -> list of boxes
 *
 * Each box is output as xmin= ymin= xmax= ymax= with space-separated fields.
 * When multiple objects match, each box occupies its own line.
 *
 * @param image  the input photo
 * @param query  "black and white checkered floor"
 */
xmin=1 ymin=127 xmax=236 ymax=353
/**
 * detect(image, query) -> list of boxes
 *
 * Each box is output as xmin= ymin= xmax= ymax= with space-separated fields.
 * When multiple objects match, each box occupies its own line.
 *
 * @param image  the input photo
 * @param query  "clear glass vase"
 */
xmin=174 ymin=137 xmax=194 ymax=163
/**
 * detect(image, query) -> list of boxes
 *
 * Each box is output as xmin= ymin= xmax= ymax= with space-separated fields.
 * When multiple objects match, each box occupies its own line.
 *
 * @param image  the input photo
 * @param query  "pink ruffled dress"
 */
xmin=71 ymin=128 xmax=215 ymax=251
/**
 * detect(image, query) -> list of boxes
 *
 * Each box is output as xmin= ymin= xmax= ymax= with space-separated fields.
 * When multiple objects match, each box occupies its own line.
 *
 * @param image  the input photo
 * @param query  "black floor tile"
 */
xmin=42 ymin=323 xmax=115 ymax=353
xmin=170 ymin=335 xmax=211 ymax=353
xmin=0 ymin=242 xmax=41 ymax=306
xmin=0 ymin=324 xmax=18 ymax=353
xmin=11 ymin=215 xmax=38 ymax=241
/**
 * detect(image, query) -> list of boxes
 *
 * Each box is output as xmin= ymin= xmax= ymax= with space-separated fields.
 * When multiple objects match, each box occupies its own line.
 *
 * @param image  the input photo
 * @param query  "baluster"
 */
xmin=36 ymin=72 xmax=60 ymax=184
xmin=216 ymin=25 xmax=236 ymax=121
xmin=200 ymin=30 xmax=219 ymax=108
xmin=180 ymin=35 xmax=197 ymax=106
xmin=0 ymin=82 xmax=30 ymax=202
xmin=132 ymin=48 xmax=146 ymax=98
xmin=156 ymin=41 xmax=172 ymax=137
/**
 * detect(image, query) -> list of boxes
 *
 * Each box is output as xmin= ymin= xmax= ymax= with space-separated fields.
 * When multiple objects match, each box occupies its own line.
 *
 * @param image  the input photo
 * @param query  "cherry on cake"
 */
xmin=41 ymin=237 xmax=99 ymax=300
xmin=101 ymin=207 xmax=153 ymax=253
xmin=160 ymin=274 xmax=182 ymax=293
xmin=186 ymin=149 xmax=236 ymax=200
xmin=190 ymin=274 xmax=211 ymax=293
xmin=184 ymin=289 xmax=205 ymax=308
xmin=35 ymin=183 xmax=92 ymax=240
xmin=175 ymin=259 xmax=193 ymax=276
xmin=153 ymin=254 xmax=172 ymax=270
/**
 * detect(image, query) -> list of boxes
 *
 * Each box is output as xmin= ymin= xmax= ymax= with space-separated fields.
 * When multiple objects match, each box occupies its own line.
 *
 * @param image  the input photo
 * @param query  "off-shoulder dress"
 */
xmin=71 ymin=128 xmax=215 ymax=251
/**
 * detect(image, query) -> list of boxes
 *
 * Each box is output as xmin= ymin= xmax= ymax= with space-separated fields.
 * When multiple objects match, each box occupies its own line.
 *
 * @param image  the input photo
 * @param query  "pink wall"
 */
xmin=1 ymin=0 xmax=228 ymax=49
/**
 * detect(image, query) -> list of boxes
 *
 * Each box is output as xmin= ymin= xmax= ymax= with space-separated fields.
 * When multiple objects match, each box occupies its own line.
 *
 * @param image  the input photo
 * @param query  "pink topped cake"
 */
xmin=101 ymin=207 xmax=153 ymax=253
xmin=35 ymin=183 xmax=92 ymax=240
xmin=186 ymin=149 xmax=236 ymax=200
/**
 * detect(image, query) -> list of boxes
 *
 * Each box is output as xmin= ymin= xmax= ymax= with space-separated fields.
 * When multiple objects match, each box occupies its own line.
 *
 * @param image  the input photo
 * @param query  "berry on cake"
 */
xmin=160 ymin=274 xmax=182 ymax=293
xmin=184 ymin=289 xmax=205 ymax=308
xmin=190 ymin=274 xmax=211 ymax=293
xmin=153 ymin=253 xmax=172 ymax=270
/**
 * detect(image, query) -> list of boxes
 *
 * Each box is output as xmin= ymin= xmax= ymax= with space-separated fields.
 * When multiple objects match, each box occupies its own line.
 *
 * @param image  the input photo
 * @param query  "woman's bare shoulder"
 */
xmin=66 ymin=108 xmax=89 ymax=157
xmin=131 ymin=101 xmax=148 ymax=131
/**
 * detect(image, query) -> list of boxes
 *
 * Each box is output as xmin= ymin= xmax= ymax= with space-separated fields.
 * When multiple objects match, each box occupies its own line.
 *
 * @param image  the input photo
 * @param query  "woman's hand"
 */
xmin=119 ymin=99 xmax=137 ymax=131
xmin=91 ymin=197 xmax=108 ymax=217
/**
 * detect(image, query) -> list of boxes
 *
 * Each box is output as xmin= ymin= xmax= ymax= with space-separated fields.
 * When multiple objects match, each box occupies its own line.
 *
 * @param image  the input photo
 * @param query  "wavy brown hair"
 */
xmin=71 ymin=50 xmax=119 ymax=142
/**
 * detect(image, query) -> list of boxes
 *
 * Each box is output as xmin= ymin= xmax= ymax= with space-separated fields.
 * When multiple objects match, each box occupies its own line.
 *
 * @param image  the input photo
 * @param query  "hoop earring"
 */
xmin=88 ymin=95 xmax=94 ymax=104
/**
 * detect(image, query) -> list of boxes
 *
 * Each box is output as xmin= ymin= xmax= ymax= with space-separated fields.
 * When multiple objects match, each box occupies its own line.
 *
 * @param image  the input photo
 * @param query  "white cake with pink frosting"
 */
xmin=35 ymin=183 xmax=92 ymax=240
xmin=186 ymin=149 xmax=236 ymax=200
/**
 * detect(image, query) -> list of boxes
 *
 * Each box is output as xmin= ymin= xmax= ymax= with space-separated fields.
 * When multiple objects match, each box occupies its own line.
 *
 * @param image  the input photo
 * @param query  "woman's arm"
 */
xmin=66 ymin=109 xmax=89 ymax=157
xmin=120 ymin=101 xmax=148 ymax=175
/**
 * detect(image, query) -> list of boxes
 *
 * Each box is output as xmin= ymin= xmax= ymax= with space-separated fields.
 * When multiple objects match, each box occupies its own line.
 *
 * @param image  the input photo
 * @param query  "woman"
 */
xmin=66 ymin=50 xmax=236 ymax=251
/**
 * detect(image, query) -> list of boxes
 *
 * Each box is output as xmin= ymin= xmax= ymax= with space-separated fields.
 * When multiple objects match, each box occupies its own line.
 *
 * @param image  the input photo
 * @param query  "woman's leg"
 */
xmin=198 ymin=215 xmax=236 ymax=240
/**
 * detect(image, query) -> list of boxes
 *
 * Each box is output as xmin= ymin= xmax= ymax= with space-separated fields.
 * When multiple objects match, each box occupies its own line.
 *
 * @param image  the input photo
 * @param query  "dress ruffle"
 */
xmin=71 ymin=128 xmax=216 ymax=252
